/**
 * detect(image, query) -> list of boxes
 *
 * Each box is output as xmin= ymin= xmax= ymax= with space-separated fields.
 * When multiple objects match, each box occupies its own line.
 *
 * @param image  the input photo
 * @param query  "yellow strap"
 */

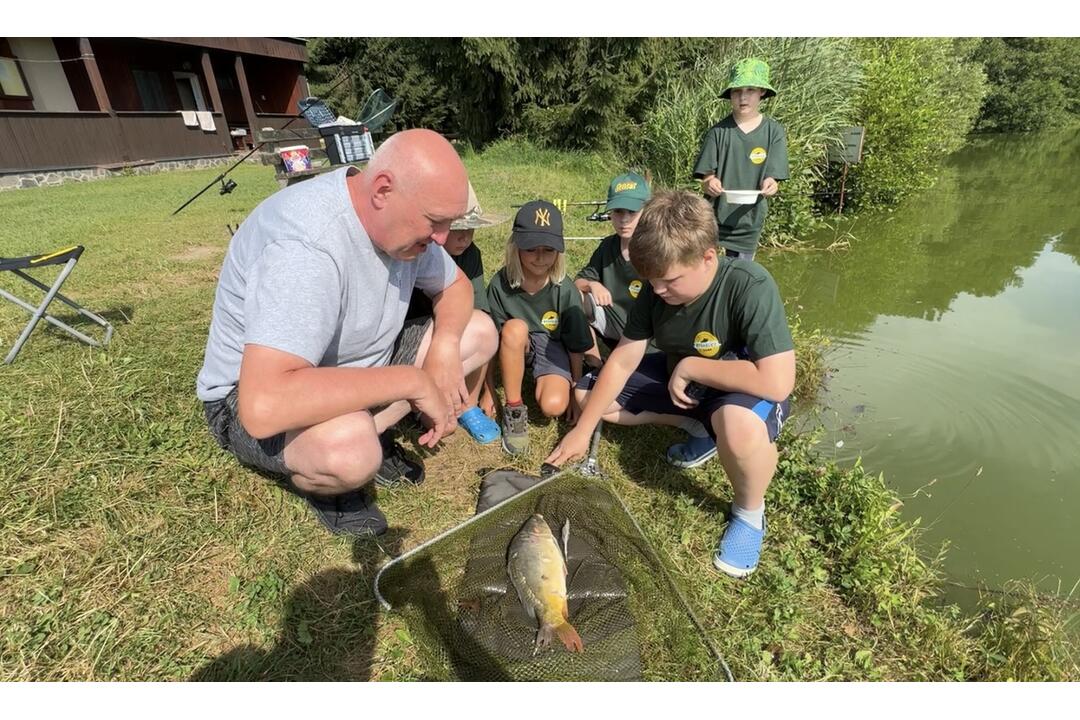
xmin=31 ymin=246 xmax=79 ymax=264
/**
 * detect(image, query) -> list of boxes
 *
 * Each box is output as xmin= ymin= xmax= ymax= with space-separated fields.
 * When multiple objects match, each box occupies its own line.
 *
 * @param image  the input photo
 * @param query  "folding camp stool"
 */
xmin=0 ymin=245 xmax=113 ymax=364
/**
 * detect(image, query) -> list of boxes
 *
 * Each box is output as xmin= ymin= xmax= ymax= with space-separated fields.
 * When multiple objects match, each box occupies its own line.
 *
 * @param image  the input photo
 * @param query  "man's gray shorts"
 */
xmin=527 ymin=331 xmax=573 ymax=383
xmin=203 ymin=317 xmax=431 ymax=478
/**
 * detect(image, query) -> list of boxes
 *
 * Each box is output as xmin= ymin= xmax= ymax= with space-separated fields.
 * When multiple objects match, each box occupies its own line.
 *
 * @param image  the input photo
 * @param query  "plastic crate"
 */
xmin=320 ymin=125 xmax=374 ymax=165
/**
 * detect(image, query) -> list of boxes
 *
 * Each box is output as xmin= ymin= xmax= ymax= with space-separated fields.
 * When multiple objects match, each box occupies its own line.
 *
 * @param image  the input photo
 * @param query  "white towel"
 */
xmin=181 ymin=111 xmax=198 ymax=127
xmin=196 ymin=111 xmax=216 ymax=132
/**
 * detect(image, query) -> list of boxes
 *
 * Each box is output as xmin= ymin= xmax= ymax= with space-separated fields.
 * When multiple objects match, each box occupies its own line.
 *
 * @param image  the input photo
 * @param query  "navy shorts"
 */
xmin=576 ymin=352 xmax=788 ymax=442
xmin=526 ymin=331 xmax=573 ymax=383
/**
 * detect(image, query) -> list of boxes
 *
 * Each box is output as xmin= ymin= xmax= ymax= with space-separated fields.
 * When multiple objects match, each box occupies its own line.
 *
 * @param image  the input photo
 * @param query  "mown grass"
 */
xmin=1 ymin=141 xmax=1075 ymax=681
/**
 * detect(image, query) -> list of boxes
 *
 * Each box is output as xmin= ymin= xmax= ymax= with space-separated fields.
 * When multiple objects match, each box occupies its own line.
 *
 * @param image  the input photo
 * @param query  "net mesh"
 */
xmin=375 ymin=472 xmax=727 ymax=681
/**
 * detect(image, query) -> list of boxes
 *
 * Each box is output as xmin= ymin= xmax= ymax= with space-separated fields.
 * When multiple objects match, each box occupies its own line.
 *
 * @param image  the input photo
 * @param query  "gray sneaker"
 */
xmin=501 ymin=404 xmax=529 ymax=455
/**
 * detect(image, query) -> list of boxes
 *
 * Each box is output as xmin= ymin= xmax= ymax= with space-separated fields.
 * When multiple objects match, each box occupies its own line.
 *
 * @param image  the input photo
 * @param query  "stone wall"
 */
xmin=0 ymin=156 xmax=244 ymax=192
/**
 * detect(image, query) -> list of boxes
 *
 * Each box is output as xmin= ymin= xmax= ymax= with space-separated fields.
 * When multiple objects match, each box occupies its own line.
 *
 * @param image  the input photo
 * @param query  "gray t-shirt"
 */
xmin=196 ymin=167 xmax=457 ymax=402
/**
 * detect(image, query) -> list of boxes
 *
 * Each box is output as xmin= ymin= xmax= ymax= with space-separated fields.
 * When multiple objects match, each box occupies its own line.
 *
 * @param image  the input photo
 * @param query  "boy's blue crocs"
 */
xmin=458 ymin=406 xmax=501 ymax=445
xmin=713 ymin=516 xmax=766 ymax=578
xmin=665 ymin=434 xmax=717 ymax=469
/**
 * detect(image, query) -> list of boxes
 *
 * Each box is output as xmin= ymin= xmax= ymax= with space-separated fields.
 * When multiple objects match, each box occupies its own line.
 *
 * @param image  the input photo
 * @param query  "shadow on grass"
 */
xmin=606 ymin=422 xmax=731 ymax=518
xmin=190 ymin=529 xmax=408 ymax=682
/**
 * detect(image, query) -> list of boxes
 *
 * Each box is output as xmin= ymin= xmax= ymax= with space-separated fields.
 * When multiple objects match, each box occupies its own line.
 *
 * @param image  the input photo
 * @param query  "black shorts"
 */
xmin=576 ymin=352 xmax=788 ymax=442
xmin=203 ymin=317 xmax=431 ymax=478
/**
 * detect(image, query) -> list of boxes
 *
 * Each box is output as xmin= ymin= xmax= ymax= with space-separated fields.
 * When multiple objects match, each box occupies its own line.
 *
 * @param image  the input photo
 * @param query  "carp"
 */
xmin=506 ymin=514 xmax=584 ymax=653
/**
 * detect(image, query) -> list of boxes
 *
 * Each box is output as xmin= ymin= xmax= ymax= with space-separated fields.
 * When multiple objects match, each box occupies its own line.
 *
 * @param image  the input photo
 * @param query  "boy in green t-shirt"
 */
xmin=692 ymin=57 xmax=789 ymax=260
xmin=575 ymin=172 xmax=650 ymax=355
xmin=546 ymin=190 xmax=795 ymax=578
xmin=406 ymin=182 xmax=506 ymax=444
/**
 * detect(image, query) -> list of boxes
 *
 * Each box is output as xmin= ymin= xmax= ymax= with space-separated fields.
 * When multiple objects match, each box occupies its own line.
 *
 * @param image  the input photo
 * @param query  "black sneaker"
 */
xmin=375 ymin=431 xmax=426 ymax=487
xmin=304 ymin=487 xmax=388 ymax=537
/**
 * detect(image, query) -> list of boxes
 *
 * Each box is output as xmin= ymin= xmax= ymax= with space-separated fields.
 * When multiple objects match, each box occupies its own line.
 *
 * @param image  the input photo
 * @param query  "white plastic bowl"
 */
xmin=723 ymin=189 xmax=761 ymax=205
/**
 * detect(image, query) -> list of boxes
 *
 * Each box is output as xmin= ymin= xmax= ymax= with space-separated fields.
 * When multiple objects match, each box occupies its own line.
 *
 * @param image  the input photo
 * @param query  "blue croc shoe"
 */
xmin=665 ymin=434 xmax=717 ymax=469
xmin=713 ymin=516 xmax=766 ymax=578
xmin=458 ymin=406 xmax=501 ymax=445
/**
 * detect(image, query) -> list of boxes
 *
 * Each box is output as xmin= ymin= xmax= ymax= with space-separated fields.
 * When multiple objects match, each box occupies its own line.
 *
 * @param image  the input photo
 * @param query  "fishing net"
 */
xmin=374 ymin=470 xmax=729 ymax=681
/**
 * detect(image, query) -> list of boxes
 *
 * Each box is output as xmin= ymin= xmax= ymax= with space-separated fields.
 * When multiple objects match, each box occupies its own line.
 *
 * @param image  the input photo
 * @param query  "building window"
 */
xmin=0 ymin=56 xmax=31 ymax=99
xmin=132 ymin=69 xmax=168 ymax=111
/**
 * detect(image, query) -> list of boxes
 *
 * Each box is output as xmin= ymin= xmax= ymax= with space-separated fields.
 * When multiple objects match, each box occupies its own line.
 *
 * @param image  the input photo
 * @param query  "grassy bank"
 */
xmin=1 ymin=142 xmax=1074 ymax=680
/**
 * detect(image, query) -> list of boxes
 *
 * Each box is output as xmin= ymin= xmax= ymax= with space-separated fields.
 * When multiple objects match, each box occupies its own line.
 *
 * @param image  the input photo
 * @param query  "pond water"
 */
xmin=767 ymin=131 xmax=1080 ymax=600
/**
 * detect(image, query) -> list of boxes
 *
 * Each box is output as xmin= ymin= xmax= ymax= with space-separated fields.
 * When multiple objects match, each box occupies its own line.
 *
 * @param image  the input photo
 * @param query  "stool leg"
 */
xmin=4 ymin=259 xmax=77 ymax=364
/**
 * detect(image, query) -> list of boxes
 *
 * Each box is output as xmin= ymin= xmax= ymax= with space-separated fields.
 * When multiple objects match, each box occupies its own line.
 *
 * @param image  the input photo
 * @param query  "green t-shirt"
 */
xmin=692 ymin=114 xmax=789 ymax=254
xmin=406 ymin=242 xmax=489 ymax=320
xmin=623 ymin=257 xmax=794 ymax=375
xmin=486 ymin=269 xmax=593 ymax=353
xmin=574 ymin=234 xmax=644 ymax=339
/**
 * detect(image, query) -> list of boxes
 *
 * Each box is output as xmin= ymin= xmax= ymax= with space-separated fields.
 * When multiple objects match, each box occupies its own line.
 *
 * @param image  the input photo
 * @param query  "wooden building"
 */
xmin=0 ymin=37 xmax=310 ymax=176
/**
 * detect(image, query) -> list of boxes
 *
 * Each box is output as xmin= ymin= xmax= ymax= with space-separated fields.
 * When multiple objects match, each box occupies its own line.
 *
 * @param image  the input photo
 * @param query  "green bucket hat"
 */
xmin=720 ymin=58 xmax=776 ymax=99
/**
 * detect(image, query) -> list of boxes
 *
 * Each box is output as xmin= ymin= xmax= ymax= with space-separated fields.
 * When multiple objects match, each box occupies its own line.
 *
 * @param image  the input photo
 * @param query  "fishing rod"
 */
xmin=170 ymin=69 xmax=354 ymax=217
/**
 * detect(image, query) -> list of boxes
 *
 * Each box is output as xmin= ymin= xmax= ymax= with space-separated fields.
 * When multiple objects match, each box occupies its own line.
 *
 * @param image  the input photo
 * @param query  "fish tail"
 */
xmin=554 ymin=621 xmax=584 ymax=653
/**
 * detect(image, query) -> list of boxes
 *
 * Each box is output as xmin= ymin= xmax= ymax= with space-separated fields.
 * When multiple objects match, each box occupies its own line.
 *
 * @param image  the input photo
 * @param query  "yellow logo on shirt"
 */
xmin=693 ymin=331 xmax=722 ymax=357
xmin=541 ymin=311 xmax=559 ymax=331
xmin=749 ymin=147 xmax=767 ymax=165
xmin=628 ymin=280 xmax=642 ymax=298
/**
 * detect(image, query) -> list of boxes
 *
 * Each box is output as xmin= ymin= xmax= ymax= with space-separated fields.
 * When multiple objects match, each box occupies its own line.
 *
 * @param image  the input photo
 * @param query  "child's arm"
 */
xmin=545 ymin=338 xmax=648 ymax=465
xmin=670 ymin=351 xmax=795 ymax=406
xmin=700 ymin=174 xmax=724 ymax=198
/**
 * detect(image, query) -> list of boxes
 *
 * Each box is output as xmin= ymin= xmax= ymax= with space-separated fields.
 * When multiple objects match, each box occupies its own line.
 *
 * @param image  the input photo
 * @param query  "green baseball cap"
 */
xmin=606 ymin=172 xmax=650 ymax=212
xmin=720 ymin=58 xmax=776 ymax=99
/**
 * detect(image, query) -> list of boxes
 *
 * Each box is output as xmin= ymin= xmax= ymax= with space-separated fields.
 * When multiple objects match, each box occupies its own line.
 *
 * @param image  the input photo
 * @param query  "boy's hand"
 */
xmin=669 ymin=359 xmax=699 ymax=410
xmin=761 ymin=177 xmax=779 ymax=197
xmin=589 ymin=281 xmax=613 ymax=307
xmin=545 ymin=426 xmax=591 ymax=467
xmin=702 ymin=176 xmax=724 ymax=198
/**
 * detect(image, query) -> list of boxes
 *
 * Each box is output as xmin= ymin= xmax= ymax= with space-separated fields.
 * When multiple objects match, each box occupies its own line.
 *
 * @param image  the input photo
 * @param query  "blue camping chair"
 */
xmin=1 ymin=245 xmax=113 ymax=364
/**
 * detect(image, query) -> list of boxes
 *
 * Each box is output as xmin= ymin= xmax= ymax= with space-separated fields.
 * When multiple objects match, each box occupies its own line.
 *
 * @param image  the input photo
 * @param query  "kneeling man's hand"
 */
xmin=424 ymin=337 xmax=469 ymax=417
xmin=411 ymin=371 xmax=453 ymax=448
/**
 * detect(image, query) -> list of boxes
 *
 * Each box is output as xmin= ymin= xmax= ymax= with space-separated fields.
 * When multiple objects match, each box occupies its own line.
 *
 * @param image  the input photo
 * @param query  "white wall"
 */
xmin=9 ymin=38 xmax=78 ymax=112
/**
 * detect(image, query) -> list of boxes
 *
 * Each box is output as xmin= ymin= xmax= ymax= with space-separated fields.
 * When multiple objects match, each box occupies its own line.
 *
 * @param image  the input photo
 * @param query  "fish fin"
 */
xmin=536 ymin=624 xmax=554 ymax=652
xmin=554 ymin=621 xmax=584 ymax=653
xmin=561 ymin=519 xmax=570 ymax=560
xmin=508 ymin=568 xmax=538 ymax=622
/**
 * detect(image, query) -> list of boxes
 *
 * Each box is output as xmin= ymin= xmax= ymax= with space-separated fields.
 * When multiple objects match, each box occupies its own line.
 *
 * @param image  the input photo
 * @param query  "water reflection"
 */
xmin=767 ymin=131 xmax=1080 ymax=596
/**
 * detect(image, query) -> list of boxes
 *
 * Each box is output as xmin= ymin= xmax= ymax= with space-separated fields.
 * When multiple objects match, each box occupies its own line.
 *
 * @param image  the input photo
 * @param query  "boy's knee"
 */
xmin=466 ymin=310 xmax=499 ymax=359
xmin=711 ymin=406 xmax=768 ymax=459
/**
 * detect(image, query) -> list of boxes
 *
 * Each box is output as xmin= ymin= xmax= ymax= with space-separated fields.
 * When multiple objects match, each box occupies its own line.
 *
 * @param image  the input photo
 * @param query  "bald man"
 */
xmin=197 ymin=129 xmax=498 ymax=536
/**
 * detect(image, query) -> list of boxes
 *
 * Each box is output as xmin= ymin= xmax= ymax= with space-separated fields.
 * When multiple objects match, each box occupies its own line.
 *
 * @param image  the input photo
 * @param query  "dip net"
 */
xmin=374 ymin=470 xmax=730 ymax=681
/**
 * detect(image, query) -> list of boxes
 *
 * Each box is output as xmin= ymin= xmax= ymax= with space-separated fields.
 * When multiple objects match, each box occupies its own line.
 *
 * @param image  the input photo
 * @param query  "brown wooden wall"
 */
xmin=0 ymin=111 xmax=233 ymax=172
xmin=244 ymin=57 xmax=304 ymax=115
xmin=53 ymin=38 xmax=98 ymax=111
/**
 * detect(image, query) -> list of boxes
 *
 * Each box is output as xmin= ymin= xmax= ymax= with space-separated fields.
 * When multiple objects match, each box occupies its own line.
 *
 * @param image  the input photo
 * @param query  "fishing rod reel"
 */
xmin=218 ymin=177 xmax=238 ymax=195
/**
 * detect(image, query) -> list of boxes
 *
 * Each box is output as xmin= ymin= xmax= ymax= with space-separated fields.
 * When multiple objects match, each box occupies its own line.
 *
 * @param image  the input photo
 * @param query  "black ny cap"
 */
xmin=511 ymin=200 xmax=565 ymax=252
